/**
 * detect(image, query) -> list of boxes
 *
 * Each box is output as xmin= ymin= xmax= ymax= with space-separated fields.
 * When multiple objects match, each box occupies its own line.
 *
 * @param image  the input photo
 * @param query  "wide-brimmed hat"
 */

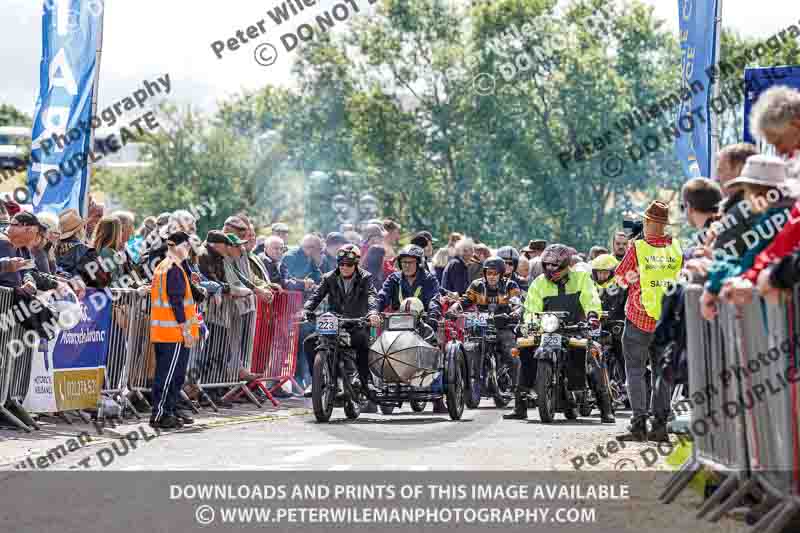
xmin=725 ymin=155 xmax=788 ymax=191
xmin=640 ymin=200 xmax=671 ymax=225
xmin=58 ymin=208 xmax=86 ymax=239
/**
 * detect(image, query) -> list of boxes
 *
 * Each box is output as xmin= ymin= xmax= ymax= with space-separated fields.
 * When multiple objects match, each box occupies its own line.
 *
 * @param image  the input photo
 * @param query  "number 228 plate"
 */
xmin=316 ymin=315 xmax=339 ymax=335
xmin=540 ymin=334 xmax=561 ymax=348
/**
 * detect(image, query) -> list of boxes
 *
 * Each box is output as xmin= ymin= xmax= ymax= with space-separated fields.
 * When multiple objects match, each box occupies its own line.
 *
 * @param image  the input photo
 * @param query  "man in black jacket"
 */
xmin=303 ymin=244 xmax=381 ymax=396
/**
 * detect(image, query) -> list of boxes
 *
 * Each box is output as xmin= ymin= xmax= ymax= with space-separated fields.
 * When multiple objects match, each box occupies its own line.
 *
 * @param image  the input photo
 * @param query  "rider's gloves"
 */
xmin=303 ymin=311 xmax=315 ymax=323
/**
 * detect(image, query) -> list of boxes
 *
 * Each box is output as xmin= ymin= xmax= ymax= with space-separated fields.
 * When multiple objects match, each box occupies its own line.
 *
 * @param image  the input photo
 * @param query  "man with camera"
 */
xmin=614 ymin=201 xmax=682 ymax=442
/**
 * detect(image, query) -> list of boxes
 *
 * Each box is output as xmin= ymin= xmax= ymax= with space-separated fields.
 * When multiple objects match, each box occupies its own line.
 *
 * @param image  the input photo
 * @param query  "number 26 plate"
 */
xmin=540 ymin=334 xmax=561 ymax=348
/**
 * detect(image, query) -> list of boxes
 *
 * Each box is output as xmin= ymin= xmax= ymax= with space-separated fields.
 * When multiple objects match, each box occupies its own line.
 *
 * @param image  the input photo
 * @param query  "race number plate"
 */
xmin=540 ymin=333 xmax=562 ymax=349
xmin=316 ymin=315 xmax=339 ymax=335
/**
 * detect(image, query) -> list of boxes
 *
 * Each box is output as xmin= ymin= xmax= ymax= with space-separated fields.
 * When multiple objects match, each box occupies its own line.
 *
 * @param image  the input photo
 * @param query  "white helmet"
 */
xmin=400 ymin=297 xmax=424 ymax=316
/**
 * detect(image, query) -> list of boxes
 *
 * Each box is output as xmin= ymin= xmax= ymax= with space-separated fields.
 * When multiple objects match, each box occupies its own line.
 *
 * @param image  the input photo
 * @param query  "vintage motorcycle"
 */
xmin=459 ymin=311 xmax=517 ymax=409
xmin=515 ymin=311 xmax=602 ymax=422
xmin=309 ymin=312 xmax=370 ymax=422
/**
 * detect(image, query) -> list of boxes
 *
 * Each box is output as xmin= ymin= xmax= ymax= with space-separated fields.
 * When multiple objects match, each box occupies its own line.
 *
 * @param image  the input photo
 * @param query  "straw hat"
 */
xmin=58 ymin=208 xmax=86 ymax=240
xmin=640 ymin=201 xmax=671 ymax=225
xmin=725 ymin=155 xmax=788 ymax=191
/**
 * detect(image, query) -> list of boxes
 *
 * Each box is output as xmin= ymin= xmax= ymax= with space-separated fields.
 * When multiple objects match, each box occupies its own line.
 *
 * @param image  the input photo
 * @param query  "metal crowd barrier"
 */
xmin=102 ymin=289 xmax=151 ymax=419
xmin=182 ymin=294 xmax=260 ymax=409
xmin=237 ymin=290 xmax=304 ymax=406
xmin=662 ymin=284 xmax=800 ymax=532
xmin=0 ymin=287 xmax=37 ymax=432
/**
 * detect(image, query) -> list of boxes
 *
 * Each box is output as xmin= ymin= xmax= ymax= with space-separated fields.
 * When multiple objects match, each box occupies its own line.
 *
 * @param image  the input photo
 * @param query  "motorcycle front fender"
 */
xmin=534 ymin=346 xmax=561 ymax=364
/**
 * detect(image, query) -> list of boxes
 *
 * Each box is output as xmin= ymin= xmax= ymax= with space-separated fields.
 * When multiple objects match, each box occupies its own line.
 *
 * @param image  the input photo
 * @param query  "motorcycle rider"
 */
xmin=377 ymin=245 xmax=442 ymax=321
xmin=506 ymin=244 xmax=615 ymax=423
xmin=591 ymin=253 xmax=627 ymax=395
xmin=377 ymin=244 xmax=445 ymax=412
xmin=449 ymin=256 xmax=522 ymax=406
xmin=591 ymin=254 xmax=626 ymax=320
xmin=303 ymin=244 xmax=382 ymax=398
xmin=497 ymin=246 xmax=528 ymax=296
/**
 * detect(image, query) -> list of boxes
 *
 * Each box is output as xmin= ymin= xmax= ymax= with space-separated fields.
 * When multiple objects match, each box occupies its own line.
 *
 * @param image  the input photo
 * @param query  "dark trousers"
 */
xmin=152 ymin=342 xmax=190 ymax=422
xmin=303 ymin=327 xmax=371 ymax=384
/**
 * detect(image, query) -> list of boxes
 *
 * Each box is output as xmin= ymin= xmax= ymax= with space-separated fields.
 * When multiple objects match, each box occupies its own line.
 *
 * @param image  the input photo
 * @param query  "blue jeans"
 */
xmin=295 ymin=322 xmax=315 ymax=388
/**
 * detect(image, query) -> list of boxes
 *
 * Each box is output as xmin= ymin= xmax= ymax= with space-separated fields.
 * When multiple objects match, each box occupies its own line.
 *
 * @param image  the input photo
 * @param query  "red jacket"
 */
xmin=743 ymin=200 xmax=800 ymax=283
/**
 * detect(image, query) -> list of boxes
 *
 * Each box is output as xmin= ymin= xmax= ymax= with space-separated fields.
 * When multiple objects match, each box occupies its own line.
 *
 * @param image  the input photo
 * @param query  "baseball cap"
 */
xmin=13 ymin=211 xmax=46 ymax=230
xmin=166 ymin=231 xmax=191 ymax=246
xmin=224 ymin=216 xmax=248 ymax=231
xmin=225 ymin=233 xmax=249 ymax=246
xmin=326 ymin=232 xmax=348 ymax=246
xmin=206 ymin=230 xmax=229 ymax=245
xmin=415 ymin=231 xmax=437 ymax=244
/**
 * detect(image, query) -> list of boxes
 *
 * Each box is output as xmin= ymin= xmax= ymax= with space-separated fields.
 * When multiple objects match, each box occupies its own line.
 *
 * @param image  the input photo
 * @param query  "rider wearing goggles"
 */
xmin=508 ymin=244 xmax=614 ymax=423
xmin=303 ymin=244 xmax=381 ymax=397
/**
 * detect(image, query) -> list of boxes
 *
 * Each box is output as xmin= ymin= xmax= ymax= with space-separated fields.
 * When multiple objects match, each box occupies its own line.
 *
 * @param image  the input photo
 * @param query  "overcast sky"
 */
xmin=0 ymin=0 xmax=795 ymax=119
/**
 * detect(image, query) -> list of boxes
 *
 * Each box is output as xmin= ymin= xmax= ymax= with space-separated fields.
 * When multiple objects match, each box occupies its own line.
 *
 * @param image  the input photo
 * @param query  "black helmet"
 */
xmin=496 ymin=246 xmax=520 ymax=272
xmin=396 ymin=244 xmax=425 ymax=268
xmin=482 ymin=256 xmax=507 ymax=277
xmin=336 ymin=243 xmax=361 ymax=265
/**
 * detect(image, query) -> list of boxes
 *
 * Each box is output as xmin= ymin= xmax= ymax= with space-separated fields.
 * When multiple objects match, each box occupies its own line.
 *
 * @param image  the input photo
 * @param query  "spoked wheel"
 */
xmin=465 ymin=349 xmax=481 ymax=409
xmin=379 ymin=404 xmax=395 ymax=415
xmin=312 ymin=352 xmax=334 ymax=423
xmin=344 ymin=397 xmax=361 ymax=419
xmin=446 ymin=345 xmax=466 ymax=420
xmin=564 ymin=407 xmax=579 ymax=419
xmin=410 ymin=400 xmax=427 ymax=412
xmin=536 ymin=361 xmax=555 ymax=423
xmin=493 ymin=365 xmax=513 ymax=408
xmin=578 ymin=404 xmax=593 ymax=417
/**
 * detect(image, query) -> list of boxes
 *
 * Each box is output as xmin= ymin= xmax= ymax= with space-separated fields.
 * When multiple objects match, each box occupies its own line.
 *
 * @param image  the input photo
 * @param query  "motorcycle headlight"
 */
xmin=541 ymin=314 xmax=560 ymax=333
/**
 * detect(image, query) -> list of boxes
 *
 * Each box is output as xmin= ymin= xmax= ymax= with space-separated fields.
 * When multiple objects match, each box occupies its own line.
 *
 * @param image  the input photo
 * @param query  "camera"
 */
xmin=622 ymin=218 xmax=643 ymax=239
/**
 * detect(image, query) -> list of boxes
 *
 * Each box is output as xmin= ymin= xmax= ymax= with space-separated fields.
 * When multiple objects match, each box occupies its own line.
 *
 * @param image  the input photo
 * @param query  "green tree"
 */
xmin=0 ymin=104 xmax=31 ymax=128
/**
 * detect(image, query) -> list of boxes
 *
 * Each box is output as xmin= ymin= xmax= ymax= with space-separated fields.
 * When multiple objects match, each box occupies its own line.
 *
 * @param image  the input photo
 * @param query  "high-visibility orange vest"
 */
xmin=150 ymin=260 xmax=199 ymax=343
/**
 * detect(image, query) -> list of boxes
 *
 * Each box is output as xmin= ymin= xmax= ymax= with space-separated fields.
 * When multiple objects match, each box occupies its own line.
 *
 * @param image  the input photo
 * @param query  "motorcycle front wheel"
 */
xmin=536 ymin=360 xmax=556 ymax=423
xmin=312 ymin=352 xmax=334 ymax=423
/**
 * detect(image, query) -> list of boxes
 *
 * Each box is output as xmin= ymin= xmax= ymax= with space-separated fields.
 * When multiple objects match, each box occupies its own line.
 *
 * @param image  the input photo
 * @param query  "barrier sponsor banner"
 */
xmin=675 ymin=0 xmax=719 ymax=178
xmin=23 ymin=289 xmax=112 ymax=413
xmin=27 ymin=0 xmax=103 ymax=215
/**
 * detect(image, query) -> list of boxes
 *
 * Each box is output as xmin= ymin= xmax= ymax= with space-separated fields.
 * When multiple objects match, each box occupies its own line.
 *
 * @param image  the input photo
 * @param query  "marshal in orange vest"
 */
xmin=150 ymin=260 xmax=200 ymax=343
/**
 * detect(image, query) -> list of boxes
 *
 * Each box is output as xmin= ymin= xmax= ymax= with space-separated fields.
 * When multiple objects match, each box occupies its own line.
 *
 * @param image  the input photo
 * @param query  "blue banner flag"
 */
xmin=28 ymin=0 xmax=103 ymax=216
xmin=675 ymin=0 xmax=719 ymax=179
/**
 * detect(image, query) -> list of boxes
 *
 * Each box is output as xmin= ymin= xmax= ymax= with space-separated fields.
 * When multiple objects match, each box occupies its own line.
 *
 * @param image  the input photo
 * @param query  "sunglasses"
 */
xmin=504 ymin=260 xmax=514 ymax=265
xmin=339 ymin=261 xmax=357 ymax=267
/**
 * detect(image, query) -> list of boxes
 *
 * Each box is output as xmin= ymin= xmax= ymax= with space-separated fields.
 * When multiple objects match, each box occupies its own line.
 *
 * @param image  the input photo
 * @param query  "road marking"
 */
xmin=278 ymin=444 xmax=368 ymax=465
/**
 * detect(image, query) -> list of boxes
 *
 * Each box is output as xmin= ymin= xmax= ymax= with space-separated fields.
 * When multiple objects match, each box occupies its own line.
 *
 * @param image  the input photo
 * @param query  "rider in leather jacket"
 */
xmin=507 ymin=244 xmax=615 ymax=423
xmin=303 ymin=244 xmax=381 ymax=394
xmin=450 ymin=256 xmax=523 ymax=402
